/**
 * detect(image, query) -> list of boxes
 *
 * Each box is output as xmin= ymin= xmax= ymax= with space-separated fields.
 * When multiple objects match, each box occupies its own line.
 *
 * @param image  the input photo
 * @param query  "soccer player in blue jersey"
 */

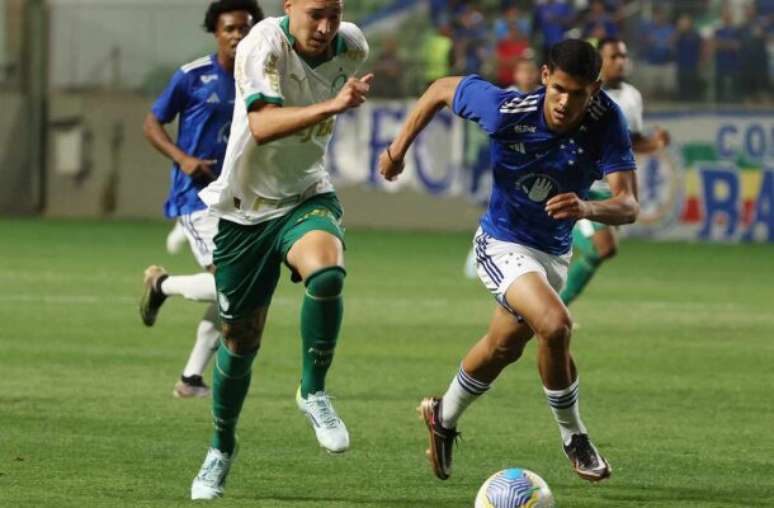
xmin=380 ymin=39 xmax=639 ymax=483
xmin=140 ymin=0 xmax=263 ymax=398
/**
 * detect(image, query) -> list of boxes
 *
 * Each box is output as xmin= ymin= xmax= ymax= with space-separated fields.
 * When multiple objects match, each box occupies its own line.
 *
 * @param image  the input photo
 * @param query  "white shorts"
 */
xmin=179 ymin=210 xmax=218 ymax=269
xmin=473 ymin=227 xmax=571 ymax=316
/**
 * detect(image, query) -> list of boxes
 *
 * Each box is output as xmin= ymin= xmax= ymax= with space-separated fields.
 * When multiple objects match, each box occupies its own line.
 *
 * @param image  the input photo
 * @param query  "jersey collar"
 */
xmin=279 ymin=16 xmax=347 ymax=69
xmin=210 ymin=53 xmax=233 ymax=80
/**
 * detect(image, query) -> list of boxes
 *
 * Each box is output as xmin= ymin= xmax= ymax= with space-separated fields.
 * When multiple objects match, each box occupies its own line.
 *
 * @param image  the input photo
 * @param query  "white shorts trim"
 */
xmin=179 ymin=210 xmax=218 ymax=269
xmin=474 ymin=227 xmax=571 ymax=315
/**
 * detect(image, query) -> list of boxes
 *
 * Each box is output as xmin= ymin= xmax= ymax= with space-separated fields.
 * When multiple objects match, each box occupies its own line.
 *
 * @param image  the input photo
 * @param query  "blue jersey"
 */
xmin=453 ymin=75 xmax=635 ymax=255
xmin=151 ymin=54 xmax=235 ymax=218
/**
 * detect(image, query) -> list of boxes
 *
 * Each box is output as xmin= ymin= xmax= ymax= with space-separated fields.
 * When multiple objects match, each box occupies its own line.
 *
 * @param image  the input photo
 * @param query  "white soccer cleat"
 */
xmin=166 ymin=221 xmax=188 ymax=255
xmin=296 ymin=387 xmax=350 ymax=453
xmin=191 ymin=447 xmax=235 ymax=500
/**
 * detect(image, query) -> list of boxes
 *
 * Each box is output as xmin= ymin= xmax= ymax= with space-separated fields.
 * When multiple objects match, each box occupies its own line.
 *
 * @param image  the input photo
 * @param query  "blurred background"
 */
xmin=0 ymin=0 xmax=772 ymax=242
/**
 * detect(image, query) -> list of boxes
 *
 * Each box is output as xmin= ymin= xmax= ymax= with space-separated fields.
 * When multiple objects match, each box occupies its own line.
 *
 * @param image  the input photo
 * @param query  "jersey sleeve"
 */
xmin=339 ymin=23 xmax=370 ymax=72
xmin=151 ymin=69 xmax=190 ymax=124
xmin=236 ymin=30 xmax=286 ymax=110
xmin=600 ymin=105 xmax=637 ymax=175
xmin=452 ymin=75 xmax=512 ymax=135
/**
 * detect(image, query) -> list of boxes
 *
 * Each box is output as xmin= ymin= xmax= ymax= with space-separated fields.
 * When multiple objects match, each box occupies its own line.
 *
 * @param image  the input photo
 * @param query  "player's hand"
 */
xmin=330 ymin=74 xmax=374 ymax=113
xmin=545 ymin=192 xmax=590 ymax=221
xmin=179 ymin=155 xmax=217 ymax=183
xmin=654 ymin=127 xmax=671 ymax=149
xmin=378 ymin=146 xmax=405 ymax=182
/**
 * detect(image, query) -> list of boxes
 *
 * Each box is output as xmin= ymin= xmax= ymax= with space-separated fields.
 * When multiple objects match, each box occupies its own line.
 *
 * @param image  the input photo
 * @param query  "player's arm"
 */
xmin=627 ymin=89 xmax=669 ymax=155
xmin=379 ymin=77 xmax=463 ymax=181
xmin=545 ymin=170 xmax=639 ymax=225
xmin=143 ymin=113 xmax=216 ymax=181
xmin=630 ymin=128 xmax=670 ymax=154
xmin=248 ymin=74 xmax=374 ymax=145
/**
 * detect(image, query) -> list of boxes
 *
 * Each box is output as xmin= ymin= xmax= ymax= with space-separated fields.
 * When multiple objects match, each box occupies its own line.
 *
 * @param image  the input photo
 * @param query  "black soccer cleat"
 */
xmin=139 ymin=265 xmax=169 ymax=327
xmin=419 ymin=397 xmax=460 ymax=481
xmin=563 ymin=433 xmax=611 ymax=482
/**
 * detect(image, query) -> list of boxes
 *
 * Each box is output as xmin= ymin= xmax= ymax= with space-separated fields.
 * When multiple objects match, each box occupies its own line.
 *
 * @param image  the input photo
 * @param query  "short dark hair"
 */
xmin=203 ymin=0 xmax=263 ymax=33
xmin=597 ymin=36 xmax=624 ymax=53
xmin=546 ymin=39 xmax=602 ymax=84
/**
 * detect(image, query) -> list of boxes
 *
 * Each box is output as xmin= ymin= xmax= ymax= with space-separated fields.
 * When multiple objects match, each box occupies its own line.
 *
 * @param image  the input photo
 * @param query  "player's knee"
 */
xmin=222 ymin=318 xmax=263 ymax=354
xmin=539 ymin=314 xmax=572 ymax=351
xmin=597 ymin=244 xmax=617 ymax=260
xmin=305 ymin=266 xmax=346 ymax=298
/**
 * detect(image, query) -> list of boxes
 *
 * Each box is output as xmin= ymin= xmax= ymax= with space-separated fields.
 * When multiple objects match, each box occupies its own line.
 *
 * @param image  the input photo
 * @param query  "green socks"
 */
xmin=209 ymin=265 xmax=345 ymax=453
xmin=561 ymin=228 xmax=601 ymax=306
xmin=300 ymin=266 xmax=346 ymax=398
xmin=211 ymin=340 xmax=256 ymax=454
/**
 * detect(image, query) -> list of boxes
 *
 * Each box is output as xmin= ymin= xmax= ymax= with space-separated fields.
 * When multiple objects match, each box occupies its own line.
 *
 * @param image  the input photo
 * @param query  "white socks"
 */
xmin=544 ymin=378 xmax=587 ymax=445
xmin=161 ymin=273 xmax=216 ymax=302
xmin=440 ymin=367 xmax=491 ymax=429
xmin=182 ymin=318 xmax=220 ymax=378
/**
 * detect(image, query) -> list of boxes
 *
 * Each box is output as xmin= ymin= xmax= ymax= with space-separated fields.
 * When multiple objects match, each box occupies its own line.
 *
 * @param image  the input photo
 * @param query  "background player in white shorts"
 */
xmin=139 ymin=0 xmax=262 ymax=398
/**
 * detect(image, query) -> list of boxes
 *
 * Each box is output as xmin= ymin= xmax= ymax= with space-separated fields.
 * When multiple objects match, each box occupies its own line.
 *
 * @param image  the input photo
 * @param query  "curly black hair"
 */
xmin=203 ymin=0 xmax=264 ymax=33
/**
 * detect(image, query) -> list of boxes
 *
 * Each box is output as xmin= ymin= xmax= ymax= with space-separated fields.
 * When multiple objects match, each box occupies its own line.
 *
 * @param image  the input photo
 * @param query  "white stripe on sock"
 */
xmin=543 ymin=378 xmax=587 ymax=445
xmin=440 ymin=368 xmax=490 ymax=429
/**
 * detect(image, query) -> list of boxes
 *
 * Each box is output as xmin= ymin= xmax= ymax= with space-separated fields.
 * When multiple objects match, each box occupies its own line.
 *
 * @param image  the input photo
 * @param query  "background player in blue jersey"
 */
xmin=379 ymin=39 xmax=638 ymax=483
xmin=560 ymin=37 xmax=671 ymax=308
xmin=139 ymin=0 xmax=262 ymax=398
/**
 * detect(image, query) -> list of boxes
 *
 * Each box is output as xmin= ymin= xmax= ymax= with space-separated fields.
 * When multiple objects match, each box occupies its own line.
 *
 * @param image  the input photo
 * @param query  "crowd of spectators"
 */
xmin=367 ymin=0 xmax=773 ymax=103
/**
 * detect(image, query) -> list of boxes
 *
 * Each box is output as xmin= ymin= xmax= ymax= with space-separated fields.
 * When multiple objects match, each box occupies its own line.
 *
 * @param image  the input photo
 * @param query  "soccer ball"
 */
xmin=474 ymin=468 xmax=555 ymax=508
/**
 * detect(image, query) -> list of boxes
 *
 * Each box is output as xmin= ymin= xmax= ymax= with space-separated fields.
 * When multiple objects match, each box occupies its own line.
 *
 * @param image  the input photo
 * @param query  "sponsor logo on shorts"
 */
xmin=218 ymin=292 xmax=230 ymax=313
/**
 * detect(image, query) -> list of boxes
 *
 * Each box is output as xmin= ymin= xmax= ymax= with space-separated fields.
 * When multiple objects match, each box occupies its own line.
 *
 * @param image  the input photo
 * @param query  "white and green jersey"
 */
xmin=603 ymin=81 xmax=643 ymax=136
xmin=200 ymin=16 xmax=369 ymax=225
xmin=592 ymin=81 xmax=643 ymax=193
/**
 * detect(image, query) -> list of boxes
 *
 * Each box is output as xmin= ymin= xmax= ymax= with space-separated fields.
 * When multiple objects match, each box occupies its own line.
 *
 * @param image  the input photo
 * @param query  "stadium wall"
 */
xmin=0 ymin=91 xmax=37 ymax=214
xmin=40 ymin=94 xmax=774 ymax=241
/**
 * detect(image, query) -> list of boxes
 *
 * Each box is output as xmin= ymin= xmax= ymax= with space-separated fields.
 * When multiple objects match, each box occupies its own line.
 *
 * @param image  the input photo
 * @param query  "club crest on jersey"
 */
xmin=331 ymin=74 xmax=347 ymax=93
xmin=516 ymin=173 xmax=560 ymax=203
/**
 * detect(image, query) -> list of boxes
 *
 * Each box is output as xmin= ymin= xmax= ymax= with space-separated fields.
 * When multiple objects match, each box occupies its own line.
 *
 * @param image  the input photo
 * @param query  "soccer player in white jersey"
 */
xmin=140 ymin=0 xmax=262 ymax=398
xmin=190 ymin=0 xmax=370 ymax=500
xmin=380 ymin=39 xmax=638 ymax=483
xmin=560 ymin=37 xmax=670 ymax=306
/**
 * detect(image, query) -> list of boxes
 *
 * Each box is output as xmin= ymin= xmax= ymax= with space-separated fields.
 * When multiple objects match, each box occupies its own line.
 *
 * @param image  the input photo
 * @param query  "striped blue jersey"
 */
xmin=151 ymin=54 xmax=235 ymax=218
xmin=452 ymin=75 xmax=636 ymax=255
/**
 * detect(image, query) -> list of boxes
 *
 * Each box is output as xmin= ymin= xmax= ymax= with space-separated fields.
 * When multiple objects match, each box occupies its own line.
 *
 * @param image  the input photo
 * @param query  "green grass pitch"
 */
xmin=1 ymin=219 xmax=773 ymax=507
